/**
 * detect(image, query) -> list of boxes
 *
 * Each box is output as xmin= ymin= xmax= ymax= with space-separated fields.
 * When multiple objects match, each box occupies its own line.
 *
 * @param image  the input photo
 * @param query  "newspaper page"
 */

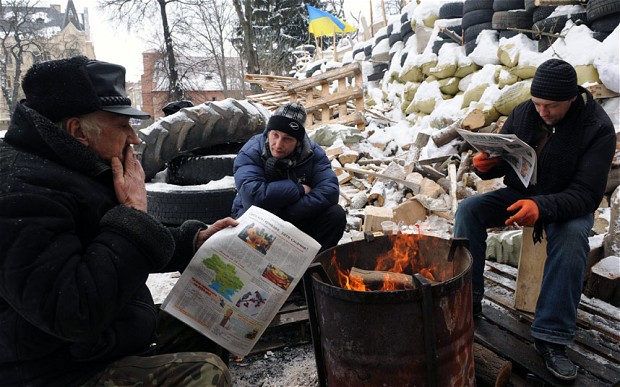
xmin=161 ymin=205 xmax=321 ymax=356
xmin=456 ymin=128 xmax=537 ymax=187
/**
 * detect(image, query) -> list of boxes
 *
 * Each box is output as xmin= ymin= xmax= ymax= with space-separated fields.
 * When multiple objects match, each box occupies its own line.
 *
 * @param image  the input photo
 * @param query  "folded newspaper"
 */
xmin=457 ymin=128 xmax=537 ymax=187
xmin=161 ymin=206 xmax=321 ymax=356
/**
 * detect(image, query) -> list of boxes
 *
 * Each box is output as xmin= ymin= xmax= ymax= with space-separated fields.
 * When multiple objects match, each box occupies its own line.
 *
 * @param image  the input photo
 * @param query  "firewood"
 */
xmin=474 ymin=342 xmax=512 ymax=387
xmin=368 ymin=181 xmax=386 ymax=207
xmin=584 ymin=256 xmax=620 ymax=307
xmin=404 ymin=132 xmax=430 ymax=173
xmin=449 ymin=163 xmax=458 ymax=214
xmin=338 ymin=150 xmax=360 ymax=165
xmin=432 ymin=109 xmax=485 ymax=148
xmin=362 ymin=206 xmax=393 ymax=232
xmin=349 ymin=267 xmax=413 ymax=290
xmin=335 ymin=165 xmax=422 ymax=192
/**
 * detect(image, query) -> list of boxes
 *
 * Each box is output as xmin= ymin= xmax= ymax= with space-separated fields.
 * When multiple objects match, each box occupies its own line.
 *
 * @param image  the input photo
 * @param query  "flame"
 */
xmin=332 ymin=233 xmax=438 ymax=291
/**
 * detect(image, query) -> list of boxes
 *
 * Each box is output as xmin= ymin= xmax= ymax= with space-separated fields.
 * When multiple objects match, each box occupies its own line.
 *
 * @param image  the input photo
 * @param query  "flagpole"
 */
xmin=369 ymin=0 xmax=374 ymax=37
xmin=333 ymin=32 xmax=338 ymax=62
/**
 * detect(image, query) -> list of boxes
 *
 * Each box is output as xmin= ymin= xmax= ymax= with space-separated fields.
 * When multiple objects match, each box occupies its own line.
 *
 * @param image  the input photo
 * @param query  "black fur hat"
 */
xmin=22 ymin=56 xmax=150 ymax=122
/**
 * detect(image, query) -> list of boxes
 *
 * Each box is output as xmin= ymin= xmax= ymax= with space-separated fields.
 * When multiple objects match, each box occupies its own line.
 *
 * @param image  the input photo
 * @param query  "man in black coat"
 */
xmin=454 ymin=59 xmax=615 ymax=381
xmin=0 ymin=56 xmax=236 ymax=386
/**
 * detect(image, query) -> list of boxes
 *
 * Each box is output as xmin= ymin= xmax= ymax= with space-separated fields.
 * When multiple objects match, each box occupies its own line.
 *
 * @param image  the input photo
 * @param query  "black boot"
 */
xmin=534 ymin=339 xmax=577 ymax=381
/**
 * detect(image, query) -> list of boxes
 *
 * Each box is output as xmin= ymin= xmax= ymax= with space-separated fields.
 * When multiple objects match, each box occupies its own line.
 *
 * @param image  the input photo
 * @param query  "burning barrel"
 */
xmin=303 ymin=234 xmax=475 ymax=387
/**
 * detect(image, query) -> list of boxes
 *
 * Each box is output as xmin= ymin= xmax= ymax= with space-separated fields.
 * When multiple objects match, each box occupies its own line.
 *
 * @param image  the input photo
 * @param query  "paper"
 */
xmin=161 ymin=206 xmax=321 ymax=356
xmin=457 ymin=129 xmax=537 ymax=187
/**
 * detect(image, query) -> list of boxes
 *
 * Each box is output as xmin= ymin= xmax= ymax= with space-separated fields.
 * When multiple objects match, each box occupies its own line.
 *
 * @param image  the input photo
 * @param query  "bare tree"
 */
xmin=0 ymin=0 xmax=47 ymax=115
xmin=97 ymin=0 xmax=184 ymax=101
xmin=179 ymin=0 xmax=236 ymax=97
xmin=231 ymin=0 xmax=261 ymax=93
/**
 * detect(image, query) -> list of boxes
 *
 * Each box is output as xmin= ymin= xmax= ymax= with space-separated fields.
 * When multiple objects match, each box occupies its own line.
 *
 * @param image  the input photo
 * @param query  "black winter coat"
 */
xmin=0 ymin=104 xmax=204 ymax=386
xmin=477 ymin=87 xmax=616 ymax=224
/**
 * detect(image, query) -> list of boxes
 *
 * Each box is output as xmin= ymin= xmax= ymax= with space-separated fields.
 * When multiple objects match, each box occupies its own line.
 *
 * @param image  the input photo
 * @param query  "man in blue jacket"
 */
xmin=455 ymin=59 xmax=615 ymax=381
xmin=231 ymin=102 xmax=346 ymax=252
xmin=0 ymin=56 xmax=235 ymax=386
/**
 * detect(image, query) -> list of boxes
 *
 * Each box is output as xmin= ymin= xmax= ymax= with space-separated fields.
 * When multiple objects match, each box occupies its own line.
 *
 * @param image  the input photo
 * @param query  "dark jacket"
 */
xmin=477 ymin=87 xmax=616 ymax=225
xmin=0 ymin=103 xmax=204 ymax=387
xmin=231 ymin=130 xmax=339 ymax=223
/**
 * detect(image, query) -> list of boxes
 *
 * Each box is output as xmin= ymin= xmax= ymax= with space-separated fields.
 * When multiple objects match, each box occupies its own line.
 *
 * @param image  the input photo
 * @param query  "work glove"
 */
xmin=505 ymin=199 xmax=539 ymax=226
xmin=264 ymin=157 xmax=289 ymax=182
xmin=472 ymin=152 xmax=501 ymax=173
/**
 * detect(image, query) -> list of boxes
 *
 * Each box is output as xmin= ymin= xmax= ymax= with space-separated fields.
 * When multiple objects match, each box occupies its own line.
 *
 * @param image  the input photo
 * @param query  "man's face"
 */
xmin=81 ymin=111 xmax=140 ymax=162
xmin=531 ymin=96 xmax=576 ymax=126
xmin=268 ymin=130 xmax=297 ymax=159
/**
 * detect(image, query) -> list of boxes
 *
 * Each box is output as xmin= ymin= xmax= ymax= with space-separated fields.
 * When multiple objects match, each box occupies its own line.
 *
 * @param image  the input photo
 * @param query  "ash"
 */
xmin=230 ymin=343 xmax=318 ymax=386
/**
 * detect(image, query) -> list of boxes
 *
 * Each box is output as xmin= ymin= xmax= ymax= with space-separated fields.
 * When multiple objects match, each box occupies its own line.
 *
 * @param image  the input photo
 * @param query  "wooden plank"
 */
xmin=514 ymin=226 xmax=547 ymax=313
xmin=475 ymin=310 xmax=609 ymax=386
xmin=308 ymin=111 xmax=365 ymax=131
xmin=481 ymin=304 xmax=620 ymax=384
xmin=303 ymin=88 xmax=364 ymax=112
xmin=286 ymin=62 xmax=362 ymax=92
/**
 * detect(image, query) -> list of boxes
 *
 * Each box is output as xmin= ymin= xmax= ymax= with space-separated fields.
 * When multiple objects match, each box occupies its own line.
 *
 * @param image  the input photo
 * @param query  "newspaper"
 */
xmin=457 ymin=128 xmax=537 ymax=187
xmin=161 ymin=205 xmax=321 ymax=356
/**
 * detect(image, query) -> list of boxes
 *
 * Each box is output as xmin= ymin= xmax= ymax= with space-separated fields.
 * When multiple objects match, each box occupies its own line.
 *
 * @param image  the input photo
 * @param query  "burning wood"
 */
xmin=349 ymin=266 xmax=438 ymax=291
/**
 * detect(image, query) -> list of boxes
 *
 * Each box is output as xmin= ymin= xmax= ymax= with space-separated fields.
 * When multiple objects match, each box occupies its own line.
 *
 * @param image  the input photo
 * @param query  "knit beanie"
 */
xmin=266 ymin=102 xmax=307 ymax=141
xmin=530 ymin=59 xmax=578 ymax=102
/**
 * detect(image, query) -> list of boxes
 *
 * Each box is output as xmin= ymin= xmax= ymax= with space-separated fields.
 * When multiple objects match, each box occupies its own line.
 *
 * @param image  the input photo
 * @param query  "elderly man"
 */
xmin=231 ymin=102 xmax=346 ymax=252
xmin=454 ymin=59 xmax=615 ymax=381
xmin=0 ymin=56 xmax=236 ymax=386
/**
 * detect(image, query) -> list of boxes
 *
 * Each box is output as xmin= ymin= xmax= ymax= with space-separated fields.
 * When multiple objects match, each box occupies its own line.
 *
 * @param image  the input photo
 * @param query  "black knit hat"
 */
xmin=266 ymin=102 xmax=307 ymax=141
xmin=530 ymin=59 xmax=578 ymax=102
xmin=22 ymin=56 xmax=150 ymax=122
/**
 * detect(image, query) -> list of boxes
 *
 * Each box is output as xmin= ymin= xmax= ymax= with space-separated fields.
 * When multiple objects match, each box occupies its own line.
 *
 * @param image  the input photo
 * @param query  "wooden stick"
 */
xmin=335 ymin=165 xmax=421 ymax=193
xmin=474 ymin=342 xmax=512 ymax=387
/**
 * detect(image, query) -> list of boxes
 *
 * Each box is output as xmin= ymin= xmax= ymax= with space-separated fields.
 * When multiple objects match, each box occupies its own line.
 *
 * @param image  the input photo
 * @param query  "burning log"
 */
xmin=349 ymin=266 xmax=438 ymax=291
xmin=350 ymin=267 xmax=413 ymax=290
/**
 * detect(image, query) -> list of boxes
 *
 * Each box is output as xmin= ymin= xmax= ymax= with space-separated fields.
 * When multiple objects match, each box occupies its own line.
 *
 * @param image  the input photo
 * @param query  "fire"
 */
xmin=331 ymin=233 xmax=437 ymax=291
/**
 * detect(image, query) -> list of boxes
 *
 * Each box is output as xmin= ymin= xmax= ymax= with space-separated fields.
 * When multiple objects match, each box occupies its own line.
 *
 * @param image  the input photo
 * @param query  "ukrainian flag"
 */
xmin=307 ymin=5 xmax=357 ymax=37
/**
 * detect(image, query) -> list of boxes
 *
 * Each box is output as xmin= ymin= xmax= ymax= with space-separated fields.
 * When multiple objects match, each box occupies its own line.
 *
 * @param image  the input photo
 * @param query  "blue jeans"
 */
xmin=454 ymin=187 xmax=593 ymax=345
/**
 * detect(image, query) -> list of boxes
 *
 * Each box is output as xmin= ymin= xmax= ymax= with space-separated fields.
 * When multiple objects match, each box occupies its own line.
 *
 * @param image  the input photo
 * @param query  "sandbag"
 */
xmin=496 ymin=66 xmax=519 ymax=88
xmin=438 ymin=77 xmax=460 ymax=95
xmin=575 ymin=64 xmax=602 ymax=85
xmin=494 ymin=80 xmax=532 ymax=116
xmin=509 ymin=65 xmax=537 ymax=79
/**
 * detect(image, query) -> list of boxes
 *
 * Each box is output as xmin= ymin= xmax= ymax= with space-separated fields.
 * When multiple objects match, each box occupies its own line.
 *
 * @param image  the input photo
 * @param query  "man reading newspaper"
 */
xmin=454 ymin=59 xmax=615 ymax=381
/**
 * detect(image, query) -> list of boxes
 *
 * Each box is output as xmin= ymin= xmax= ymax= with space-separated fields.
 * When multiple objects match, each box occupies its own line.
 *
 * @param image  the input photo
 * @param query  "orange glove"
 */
xmin=506 ymin=200 xmax=539 ymax=226
xmin=472 ymin=152 xmax=501 ymax=172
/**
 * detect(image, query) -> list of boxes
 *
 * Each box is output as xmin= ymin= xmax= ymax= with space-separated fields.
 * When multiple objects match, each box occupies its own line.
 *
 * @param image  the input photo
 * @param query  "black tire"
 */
xmin=438 ymin=25 xmax=463 ymax=40
xmin=364 ymin=43 xmax=373 ymax=57
xmin=538 ymin=36 xmax=556 ymax=52
xmin=492 ymin=10 xmax=533 ymax=29
xmin=462 ymin=8 xmax=495 ymax=30
xmin=465 ymin=39 xmax=477 ymax=55
xmin=587 ymin=0 xmax=620 ymax=22
xmin=400 ymin=52 xmax=409 ymax=67
xmin=305 ymin=63 xmax=322 ymax=78
xmin=401 ymin=12 xmax=410 ymax=23
xmin=439 ymin=2 xmax=464 ymax=19
xmin=464 ymin=22 xmax=493 ymax=43
xmin=432 ymin=38 xmax=451 ymax=54
xmin=493 ymin=0 xmax=525 ymax=12
xmin=166 ymin=154 xmax=235 ymax=186
xmin=499 ymin=30 xmax=521 ymax=39
xmin=352 ymin=47 xmax=364 ymax=57
xmin=590 ymin=13 xmax=620 ymax=32
xmin=387 ymin=24 xmax=394 ymax=35
xmin=147 ymin=187 xmax=236 ymax=226
xmin=533 ymin=13 xmax=587 ymax=36
xmin=400 ymin=20 xmax=413 ymax=36
xmin=532 ymin=6 xmax=556 ymax=22
xmin=388 ymin=32 xmax=402 ymax=45
xmin=402 ymin=30 xmax=414 ymax=45
xmin=592 ymin=31 xmax=611 ymax=41
xmin=463 ymin=0 xmax=494 ymax=14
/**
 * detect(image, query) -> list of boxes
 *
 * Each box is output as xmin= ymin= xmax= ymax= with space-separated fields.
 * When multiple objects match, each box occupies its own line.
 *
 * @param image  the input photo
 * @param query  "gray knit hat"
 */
xmin=530 ymin=59 xmax=578 ymax=102
xmin=266 ymin=102 xmax=307 ymax=141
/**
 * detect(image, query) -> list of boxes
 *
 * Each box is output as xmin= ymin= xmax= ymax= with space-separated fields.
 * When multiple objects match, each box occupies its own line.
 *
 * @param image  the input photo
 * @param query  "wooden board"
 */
xmin=514 ymin=226 xmax=547 ymax=313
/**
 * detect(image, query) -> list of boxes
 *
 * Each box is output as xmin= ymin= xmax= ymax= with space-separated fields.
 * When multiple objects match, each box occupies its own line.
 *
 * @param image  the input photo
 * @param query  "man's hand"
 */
xmin=264 ymin=157 xmax=288 ymax=182
xmin=472 ymin=152 xmax=501 ymax=173
xmin=302 ymin=184 xmax=311 ymax=194
xmin=195 ymin=217 xmax=239 ymax=249
xmin=112 ymin=146 xmax=147 ymax=212
xmin=505 ymin=199 xmax=539 ymax=226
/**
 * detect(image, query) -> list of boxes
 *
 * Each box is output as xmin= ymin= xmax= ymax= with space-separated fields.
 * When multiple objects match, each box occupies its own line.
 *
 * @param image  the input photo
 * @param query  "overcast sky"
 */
xmin=69 ymin=0 xmax=374 ymax=81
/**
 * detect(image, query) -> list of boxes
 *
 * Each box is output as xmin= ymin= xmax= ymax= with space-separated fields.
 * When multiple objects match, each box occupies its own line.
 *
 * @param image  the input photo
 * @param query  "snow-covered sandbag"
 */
xmin=575 ymin=64 xmax=602 ymax=86
xmin=497 ymin=34 xmax=537 ymax=68
xmin=593 ymin=26 xmax=620 ymax=93
xmin=469 ymin=30 xmax=499 ymax=66
xmin=438 ymin=77 xmax=460 ymax=95
xmin=494 ymin=80 xmax=532 ymax=116
xmin=411 ymin=80 xmax=444 ymax=114
xmin=496 ymin=66 xmax=519 ymax=88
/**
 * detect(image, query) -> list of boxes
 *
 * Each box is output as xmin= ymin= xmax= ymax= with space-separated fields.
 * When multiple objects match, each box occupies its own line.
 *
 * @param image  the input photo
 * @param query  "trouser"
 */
xmin=454 ymin=187 xmax=592 ymax=345
xmin=81 ymin=310 xmax=232 ymax=387
xmin=297 ymin=204 xmax=347 ymax=252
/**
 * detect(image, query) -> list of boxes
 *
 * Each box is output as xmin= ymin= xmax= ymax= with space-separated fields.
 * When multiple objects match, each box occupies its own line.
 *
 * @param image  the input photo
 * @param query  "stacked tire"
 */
xmin=462 ymin=0 xmax=495 ymax=55
xmin=586 ymin=0 xmax=620 ymax=42
xmin=433 ymin=2 xmax=464 ymax=55
xmin=531 ymin=3 xmax=588 ymax=51
xmin=491 ymin=0 xmax=534 ymax=40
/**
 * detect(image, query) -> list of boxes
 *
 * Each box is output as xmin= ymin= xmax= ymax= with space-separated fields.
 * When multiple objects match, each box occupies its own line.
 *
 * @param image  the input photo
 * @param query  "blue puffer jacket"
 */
xmin=231 ymin=130 xmax=339 ymax=223
xmin=0 ymin=103 xmax=205 ymax=387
